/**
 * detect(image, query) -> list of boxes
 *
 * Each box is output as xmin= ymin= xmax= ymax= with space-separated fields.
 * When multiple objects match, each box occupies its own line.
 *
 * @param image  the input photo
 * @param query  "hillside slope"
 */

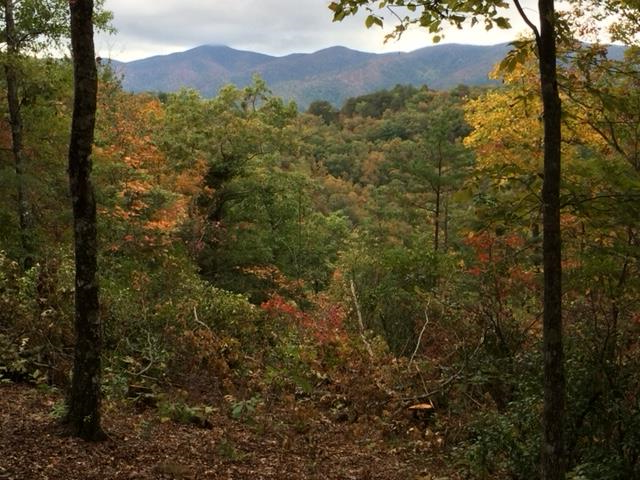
xmin=112 ymin=43 xmax=511 ymax=108
xmin=112 ymin=43 xmax=625 ymax=108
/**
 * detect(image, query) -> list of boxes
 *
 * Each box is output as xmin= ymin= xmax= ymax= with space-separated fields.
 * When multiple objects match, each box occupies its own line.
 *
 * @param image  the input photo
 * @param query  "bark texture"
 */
xmin=537 ymin=1 xmax=566 ymax=478
xmin=65 ymin=0 xmax=104 ymax=441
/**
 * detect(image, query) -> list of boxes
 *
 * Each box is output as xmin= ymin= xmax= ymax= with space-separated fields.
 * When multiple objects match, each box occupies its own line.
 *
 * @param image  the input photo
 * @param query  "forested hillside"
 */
xmin=112 ymin=44 xmax=626 ymax=110
xmin=113 ymin=43 xmax=514 ymax=108
xmin=1 ymin=2 xmax=640 ymax=478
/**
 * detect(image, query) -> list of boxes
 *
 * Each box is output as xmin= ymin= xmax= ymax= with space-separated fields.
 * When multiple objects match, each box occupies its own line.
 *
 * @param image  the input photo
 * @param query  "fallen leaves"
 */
xmin=0 ymin=383 xmax=442 ymax=480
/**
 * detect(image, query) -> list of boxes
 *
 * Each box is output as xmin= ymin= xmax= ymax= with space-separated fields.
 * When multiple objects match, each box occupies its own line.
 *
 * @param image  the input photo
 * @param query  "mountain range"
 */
xmin=110 ymin=43 xmax=623 ymax=109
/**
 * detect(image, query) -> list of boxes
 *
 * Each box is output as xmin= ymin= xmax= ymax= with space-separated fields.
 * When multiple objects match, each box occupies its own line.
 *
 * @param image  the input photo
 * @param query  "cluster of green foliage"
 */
xmin=1 ymin=21 xmax=640 ymax=475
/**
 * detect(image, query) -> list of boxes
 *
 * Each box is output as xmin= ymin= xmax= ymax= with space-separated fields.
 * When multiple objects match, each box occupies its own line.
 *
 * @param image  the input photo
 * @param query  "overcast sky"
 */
xmin=95 ymin=0 xmax=541 ymax=62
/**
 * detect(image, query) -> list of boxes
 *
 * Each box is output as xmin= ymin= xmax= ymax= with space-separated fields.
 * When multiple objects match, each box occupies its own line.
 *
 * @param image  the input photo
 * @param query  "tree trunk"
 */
xmin=65 ymin=0 xmax=104 ymax=441
xmin=433 ymin=141 xmax=443 ymax=252
xmin=3 ymin=0 xmax=34 ymax=270
xmin=537 ymin=0 xmax=565 ymax=478
xmin=443 ymin=195 xmax=449 ymax=251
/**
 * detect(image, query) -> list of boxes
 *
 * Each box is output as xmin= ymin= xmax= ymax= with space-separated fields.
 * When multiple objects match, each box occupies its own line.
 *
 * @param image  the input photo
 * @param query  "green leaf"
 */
xmin=329 ymin=2 xmax=346 ymax=22
xmin=495 ymin=17 xmax=511 ymax=29
xmin=497 ymin=40 xmax=534 ymax=74
xmin=365 ymin=15 xmax=383 ymax=28
xmin=365 ymin=15 xmax=375 ymax=28
xmin=231 ymin=404 xmax=244 ymax=419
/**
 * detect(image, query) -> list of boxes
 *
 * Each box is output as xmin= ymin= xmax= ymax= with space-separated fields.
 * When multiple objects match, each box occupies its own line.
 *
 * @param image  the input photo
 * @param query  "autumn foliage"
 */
xmin=1 ymin=42 xmax=640 ymax=478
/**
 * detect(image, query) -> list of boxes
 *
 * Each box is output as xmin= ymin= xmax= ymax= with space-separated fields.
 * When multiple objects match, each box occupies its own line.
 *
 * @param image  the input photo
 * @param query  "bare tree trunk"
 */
xmin=443 ymin=195 xmax=449 ymax=251
xmin=3 ymin=0 xmax=34 ymax=269
xmin=537 ymin=0 xmax=565 ymax=478
xmin=349 ymin=279 xmax=374 ymax=358
xmin=433 ymin=141 xmax=443 ymax=252
xmin=65 ymin=0 xmax=104 ymax=441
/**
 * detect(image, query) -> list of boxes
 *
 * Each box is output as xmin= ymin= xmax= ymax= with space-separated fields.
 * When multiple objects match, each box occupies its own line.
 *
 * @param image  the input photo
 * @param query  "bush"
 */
xmin=334 ymin=235 xmax=441 ymax=356
xmin=0 ymin=250 xmax=74 ymax=385
xmin=458 ymin=333 xmax=640 ymax=479
xmin=99 ymin=250 xmax=259 ymax=396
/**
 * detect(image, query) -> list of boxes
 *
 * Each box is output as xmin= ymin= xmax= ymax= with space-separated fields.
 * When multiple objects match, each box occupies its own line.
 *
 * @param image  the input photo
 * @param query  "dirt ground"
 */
xmin=0 ymin=383 xmax=447 ymax=480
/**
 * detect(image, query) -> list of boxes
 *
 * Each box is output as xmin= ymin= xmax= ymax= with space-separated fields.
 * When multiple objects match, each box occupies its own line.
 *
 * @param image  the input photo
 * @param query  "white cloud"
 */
xmin=96 ymin=0 xmax=539 ymax=61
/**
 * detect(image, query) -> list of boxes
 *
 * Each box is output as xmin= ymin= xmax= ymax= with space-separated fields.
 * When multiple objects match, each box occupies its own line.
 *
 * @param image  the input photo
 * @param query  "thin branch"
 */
xmin=193 ymin=306 xmax=214 ymax=333
xmin=385 ymin=5 xmax=404 ymax=24
xmin=513 ymin=0 xmax=541 ymax=44
xmin=408 ymin=305 xmax=430 ymax=369
xmin=561 ymin=192 xmax=640 ymax=210
xmin=402 ymin=333 xmax=485 ymax=402
xmin=349 ymin=278 xmax=374 ymax=358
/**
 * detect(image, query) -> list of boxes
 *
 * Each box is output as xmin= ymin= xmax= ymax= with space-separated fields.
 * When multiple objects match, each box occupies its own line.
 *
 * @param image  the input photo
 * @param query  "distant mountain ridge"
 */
xmin=110 ymin=43 xmax=623 ymax=109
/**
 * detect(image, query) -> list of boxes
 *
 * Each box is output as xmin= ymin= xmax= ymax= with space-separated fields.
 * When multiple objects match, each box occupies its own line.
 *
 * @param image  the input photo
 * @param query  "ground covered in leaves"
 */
xmin=0 ymin=383 xmax=449 ymax=480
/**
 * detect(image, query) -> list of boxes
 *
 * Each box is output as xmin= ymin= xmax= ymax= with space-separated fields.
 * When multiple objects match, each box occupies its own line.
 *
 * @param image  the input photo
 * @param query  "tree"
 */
xmin=1 ymin=0 xmax=110 ymax=268
xmin=159 ymin=80 xmax=349 ymax=297
xmin=65 ymin=0 xmax=103 ymax=441
xmin=329 ymin=1 xmax=565 ymax=477
xmin=1 ymin=0 xmax=65 ymax=268
xmin=94 ymin=80 xmax=186 ymax=254
xmin=307 ymin=100 xmax=338 ymax=125
xmin=3 ymin=0 xmax=29 ymax=268
xmin=460 ymin=44 xmax=640 ymax=475
xmin=402 ymin=93 xmax=471 ymax=252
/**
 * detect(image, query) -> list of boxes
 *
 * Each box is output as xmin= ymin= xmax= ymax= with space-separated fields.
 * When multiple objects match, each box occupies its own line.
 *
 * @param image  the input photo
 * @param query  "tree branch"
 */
xmin=513 ymin=0 xmax=541 ymax=45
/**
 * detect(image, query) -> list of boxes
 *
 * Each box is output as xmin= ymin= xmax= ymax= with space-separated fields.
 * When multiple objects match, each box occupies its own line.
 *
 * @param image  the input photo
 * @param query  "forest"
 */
xmin=1 ymin=1 xmax=640 ymax=479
